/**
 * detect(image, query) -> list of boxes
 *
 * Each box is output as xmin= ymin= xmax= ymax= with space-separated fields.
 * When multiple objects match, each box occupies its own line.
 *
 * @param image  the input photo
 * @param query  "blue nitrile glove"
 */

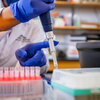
xmin=10 ymin=0 xmax=55 ymax=22
xmin=6 ymin=0 xmax=19 ymax=5
xmin=15 ymin=41 xmax=59 ymax=67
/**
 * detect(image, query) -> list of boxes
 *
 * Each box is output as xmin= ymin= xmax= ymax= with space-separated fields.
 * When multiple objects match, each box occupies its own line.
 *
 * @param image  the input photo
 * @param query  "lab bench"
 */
xmin=49 ymin=60 xmax=80 ymax=71
xmin=1 ymin=69 xmax=100 ymax=100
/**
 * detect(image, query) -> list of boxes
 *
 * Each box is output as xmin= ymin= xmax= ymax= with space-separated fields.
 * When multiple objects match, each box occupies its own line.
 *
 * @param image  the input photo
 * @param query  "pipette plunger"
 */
xmin=40 ymin=12 xmax=58 ymax=68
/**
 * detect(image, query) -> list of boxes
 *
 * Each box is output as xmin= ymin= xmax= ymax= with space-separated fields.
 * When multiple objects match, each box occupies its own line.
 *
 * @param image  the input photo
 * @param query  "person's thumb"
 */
xmin=15 ymin=49 xmax=27 ymax=60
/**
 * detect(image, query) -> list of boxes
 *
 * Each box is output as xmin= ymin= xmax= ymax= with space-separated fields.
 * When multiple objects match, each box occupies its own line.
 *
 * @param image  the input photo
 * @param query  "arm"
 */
xmin=0 ymin=7 xmax=20 ymax=31
xmin=0 ymin=0 xmax=54 ymax=31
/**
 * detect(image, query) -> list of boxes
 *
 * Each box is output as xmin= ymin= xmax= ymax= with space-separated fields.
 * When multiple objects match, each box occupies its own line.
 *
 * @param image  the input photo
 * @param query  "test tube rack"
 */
xmin=0 ymin=67 xmax=41 ymax=81
xmin=0 ymin=67 xmax=44 ymax=99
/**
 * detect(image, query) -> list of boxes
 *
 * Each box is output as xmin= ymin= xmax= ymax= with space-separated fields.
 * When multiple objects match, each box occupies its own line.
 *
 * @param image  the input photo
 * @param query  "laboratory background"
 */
xmin=49 ymin=0 xmax=100 ymax=71
xmin=0 ymin=0 xmax=100 ymax=99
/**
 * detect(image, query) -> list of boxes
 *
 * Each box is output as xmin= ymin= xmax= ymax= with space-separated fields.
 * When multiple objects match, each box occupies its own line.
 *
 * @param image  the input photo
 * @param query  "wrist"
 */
xmin=1 ymin=6 xmax=20 ymax=24
xmin=2 ymin=7 xmax=16 ymax=19
xmin=0 ymin=6 xmax=20 ymax=31
xmin=10 ymin=2 xmax=30 ymax=23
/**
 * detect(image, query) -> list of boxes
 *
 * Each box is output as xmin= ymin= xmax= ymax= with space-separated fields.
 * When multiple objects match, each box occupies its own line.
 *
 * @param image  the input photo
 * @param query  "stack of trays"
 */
xmin=51 ymin=68 xmax=100 ymax=100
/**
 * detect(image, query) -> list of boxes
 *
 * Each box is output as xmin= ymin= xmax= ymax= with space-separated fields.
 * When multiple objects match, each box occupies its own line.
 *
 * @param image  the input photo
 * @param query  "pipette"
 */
xmin=40 ymin=12 xmax=58 ymax=68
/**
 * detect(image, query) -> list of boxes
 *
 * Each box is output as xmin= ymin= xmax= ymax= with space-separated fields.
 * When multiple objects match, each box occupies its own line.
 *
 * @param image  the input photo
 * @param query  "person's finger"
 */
xmin=31 ymin=41 xmax=59 ymax=51
xmin=20 ymin=51 xmax=44 ymax=66
xmin=42 ymin=0 xmax=54 ymax=3
xmin=46 ymin=3 xmax=55 ymax=10
xmin=15 ymin=49 xmax=27 ymax=60
xmin=18 ymin=40 xmax=59 ymax=60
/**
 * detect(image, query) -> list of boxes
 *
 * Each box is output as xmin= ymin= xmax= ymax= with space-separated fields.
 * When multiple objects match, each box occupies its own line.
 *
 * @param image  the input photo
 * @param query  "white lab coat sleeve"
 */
xmin=0 ymin=30 xmax=11 ymax=40
xmin=29 ymin=19 xmax=50 ymax=74
xmin=0 ymin=8 xmax=3 ymax=14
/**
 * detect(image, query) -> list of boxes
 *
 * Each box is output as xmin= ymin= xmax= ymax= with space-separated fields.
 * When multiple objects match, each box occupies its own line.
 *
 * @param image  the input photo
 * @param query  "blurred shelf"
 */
xmin=53 ymin=26 xmax=100 ymax=30
xmin=55 ymin=1 xmax=100 ymax=8
xmin=49 ymin=60 xmax=80 ymax=71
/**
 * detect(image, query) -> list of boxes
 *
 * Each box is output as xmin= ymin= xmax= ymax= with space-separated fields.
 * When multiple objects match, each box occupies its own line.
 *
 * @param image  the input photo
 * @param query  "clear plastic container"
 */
xmin=51 ymin=68 xmax=100 ymax=96
xmin=0 ymin=80 xmax=55 ymax=100
xmin=53 ymin=89 xmax=100 ymax=100
xmin=0 ymin=79 xmax=43 ymax=99
xmin=0 ymin=67 xmax=43 ymax=100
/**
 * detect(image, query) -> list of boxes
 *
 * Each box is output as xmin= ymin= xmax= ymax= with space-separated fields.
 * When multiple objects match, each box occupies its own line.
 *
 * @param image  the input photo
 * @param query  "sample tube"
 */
xmin=25 ymin=67 xmax=30 ymax=79
xmin=9 ymin=67 xmax=15 ymax=79
xmin=4 ymin=67 xmax=9 ymax=79
xmin=19 ymin=67 xmax=25 ymax=80
xmin=14 ymin=67 xmax=20 ymax=80
xmin=0 ymin=67 xmax=3 ymax=79
xmin=30 ymin=67 xmax=35 ymax=79
xmin=35 ymin=67 xmax=41 ymax=79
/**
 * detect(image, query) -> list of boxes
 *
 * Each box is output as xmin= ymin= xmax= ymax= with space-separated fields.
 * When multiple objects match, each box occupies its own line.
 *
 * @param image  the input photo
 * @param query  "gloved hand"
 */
xmin=15 ymin=41 xmax=59 ymax=67
xmin=10 ymin=0 xmax=55 ymax=22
